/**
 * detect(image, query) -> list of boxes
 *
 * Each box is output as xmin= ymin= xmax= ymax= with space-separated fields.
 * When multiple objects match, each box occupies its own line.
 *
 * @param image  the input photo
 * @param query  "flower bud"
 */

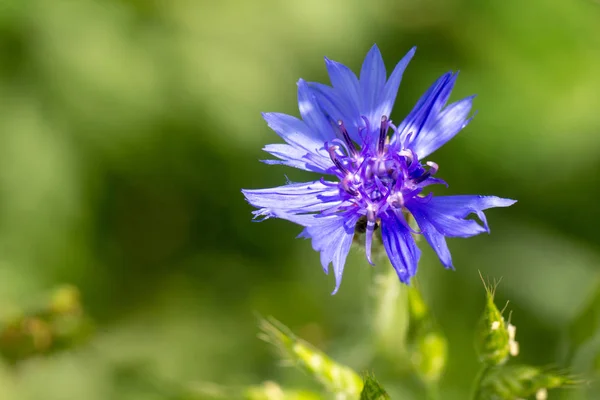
xmin=475 ymin=276 xmax=514 ymax=366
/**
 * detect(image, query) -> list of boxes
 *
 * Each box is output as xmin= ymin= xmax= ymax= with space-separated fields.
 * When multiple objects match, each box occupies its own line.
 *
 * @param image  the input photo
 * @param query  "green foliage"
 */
xmin=0 ymin=285 xmax=94 ymax=364
xmin=258 ymin=317 xmax=363 ymax=399
xmin=244 ymin=382 xmax=322 ymax=400
xmin=475 ymin=365 xmax=577 ymax=400
xmin=568 ymin=279 xmax=600 ymax=360
xmin=471 ymin=278 xmax=579 ymax=400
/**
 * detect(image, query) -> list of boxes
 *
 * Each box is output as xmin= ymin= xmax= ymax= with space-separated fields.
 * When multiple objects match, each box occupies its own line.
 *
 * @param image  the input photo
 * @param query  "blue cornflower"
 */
xmin=242 ymin=45 xmax=515 ymax=293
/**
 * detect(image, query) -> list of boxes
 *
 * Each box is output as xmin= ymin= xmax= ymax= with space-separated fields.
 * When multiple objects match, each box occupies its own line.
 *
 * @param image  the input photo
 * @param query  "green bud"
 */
xmin=360 ymin=375 xmax=390 ymax=400
xmin=475 ymin=275 xmax=516 ymax=366
xmin=475 ymin=365 xmax=579 ymax=400
xmin=258 ymin=317 xmax=363 ymax=398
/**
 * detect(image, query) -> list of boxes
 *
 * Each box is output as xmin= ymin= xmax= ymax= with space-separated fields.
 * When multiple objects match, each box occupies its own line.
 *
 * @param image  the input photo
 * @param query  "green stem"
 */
xmin=470 ymin=364 xmax=490 ymax=400
xmin=372 ymin=258 xmax=410 ymax=358
xmin=426 ymin=382 xmax=440 ymax=400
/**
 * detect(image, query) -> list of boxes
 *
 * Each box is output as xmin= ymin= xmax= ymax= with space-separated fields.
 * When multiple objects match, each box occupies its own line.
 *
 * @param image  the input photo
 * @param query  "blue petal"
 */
xmin=242 ymin=180 xmax=342 ymax=217
xmin=261 ymin=112 xmax=333 ymax=172
xmin=275 ymin=211 xmax=360 ymax=294
xmin=409 ymin=95 xmax=475 ymax=159
xmin=408 ymin=195 xmax=517 ymax=237
xmin=309 ymin=47 xmax=416 ymax=146
xmin=324 ymin=57 xmax=361 ymax=114
xmin=297 ymin=79 xmax=336 ymax=141
xmin=262 ymin=143 xmax=331 ymax=173
xmin=360 ymin=45 xmax=386 ymax=120
xmin=262 ymin=112 xmax=326 ymax=154
xmin=394 ymin=72 xmax=456 ymax=149
xmin=407 ymin=204 xmax=453 ymax=269
xmin=373 ymin=47 xmax=416 ymax=122
xmin=308 ymin=82 xmax=362 ymax=143
xmin=380 ymin=211 xmax=421 ymax=284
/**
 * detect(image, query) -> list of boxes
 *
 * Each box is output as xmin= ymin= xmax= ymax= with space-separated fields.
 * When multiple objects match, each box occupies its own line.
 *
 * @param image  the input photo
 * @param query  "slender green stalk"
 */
xmin=470 ymin=364 xmax=490 ymax=400
xmin=372 ymin=261 xmax=409 ymax=359
xmin=425 ymin=382 xmax=440 ymax=400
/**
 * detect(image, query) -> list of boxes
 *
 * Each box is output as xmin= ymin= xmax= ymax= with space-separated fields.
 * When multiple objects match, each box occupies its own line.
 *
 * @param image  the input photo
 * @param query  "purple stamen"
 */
xmin=413 ymin=161 xmax=439 ymax=184
xmin=398 ymin=149 xmax=414 ymax=166
xmin=325 ymin=116 xmax=442 ymax=269
xmin=341 ymin=175 xmax=359 ymax=196
xmin=387 ymin=191 xmax=404 ymax=209
xmin=319 ymin=177 xmax=338 ymax=187
xmin=327 ymin=144 xmax=349 ymax=175
xmin=378 ymin=115 xmax=389 ymax=154
xmin=360 ymin=116 xmax=371 ymax=147
xmin=426 ymin=161 xmax=439 ymax=175
xmin=338 ymin=120 xmax=357 ymax=156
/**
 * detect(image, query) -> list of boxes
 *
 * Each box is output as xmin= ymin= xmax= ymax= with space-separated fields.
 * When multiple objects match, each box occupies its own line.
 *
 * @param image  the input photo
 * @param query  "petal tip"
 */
xmin=365 ymin=43 xmax=382 ymax=56
xmin=496 ymin=197 xmax=518 ymax=207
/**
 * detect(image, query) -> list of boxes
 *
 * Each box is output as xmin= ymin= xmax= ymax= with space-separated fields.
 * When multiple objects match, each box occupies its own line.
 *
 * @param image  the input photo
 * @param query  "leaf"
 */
xmin=258 ymin=317 xmax=363 ymax=398
xmin=475 ymin=365 xmax=578 ymax=400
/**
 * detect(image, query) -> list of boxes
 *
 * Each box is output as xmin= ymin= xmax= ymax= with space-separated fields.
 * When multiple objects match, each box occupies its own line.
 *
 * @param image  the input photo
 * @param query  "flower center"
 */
xmin=326 ymin=116 xmax=439 ymax=222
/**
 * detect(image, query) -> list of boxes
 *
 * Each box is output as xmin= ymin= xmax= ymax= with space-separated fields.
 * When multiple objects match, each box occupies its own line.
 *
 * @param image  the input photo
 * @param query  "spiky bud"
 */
xmin=475 ymin=276 xmax=514 ymax=366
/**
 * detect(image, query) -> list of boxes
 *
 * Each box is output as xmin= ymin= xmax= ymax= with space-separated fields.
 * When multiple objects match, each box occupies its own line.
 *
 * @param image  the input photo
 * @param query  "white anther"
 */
xmin=387 ymin=192 xmax=404 ymax=208
xmin=507 ymin=323 xmax=519 ymax=356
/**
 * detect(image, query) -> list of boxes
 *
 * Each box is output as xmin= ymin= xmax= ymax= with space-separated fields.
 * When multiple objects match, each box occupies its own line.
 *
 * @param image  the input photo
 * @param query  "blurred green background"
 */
xmin=0 ymin=0 xmax=599 ymax=399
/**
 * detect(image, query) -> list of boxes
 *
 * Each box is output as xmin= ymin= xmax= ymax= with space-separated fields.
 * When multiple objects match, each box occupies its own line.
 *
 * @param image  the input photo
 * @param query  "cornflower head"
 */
xmin=242 ymin=45 xmax=516 ymax=293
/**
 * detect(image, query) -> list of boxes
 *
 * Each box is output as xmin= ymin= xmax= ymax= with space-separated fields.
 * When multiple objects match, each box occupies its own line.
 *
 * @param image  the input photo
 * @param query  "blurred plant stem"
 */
xmin=370 ymin=251 xmax=447 ymax=399
xmin=372 ymin=259 xmax=409 ymax=362
xmin=470 ymin=365 xmax=490 ymax=400
xmin=425 ymin=383 xmax=440 ymax=400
